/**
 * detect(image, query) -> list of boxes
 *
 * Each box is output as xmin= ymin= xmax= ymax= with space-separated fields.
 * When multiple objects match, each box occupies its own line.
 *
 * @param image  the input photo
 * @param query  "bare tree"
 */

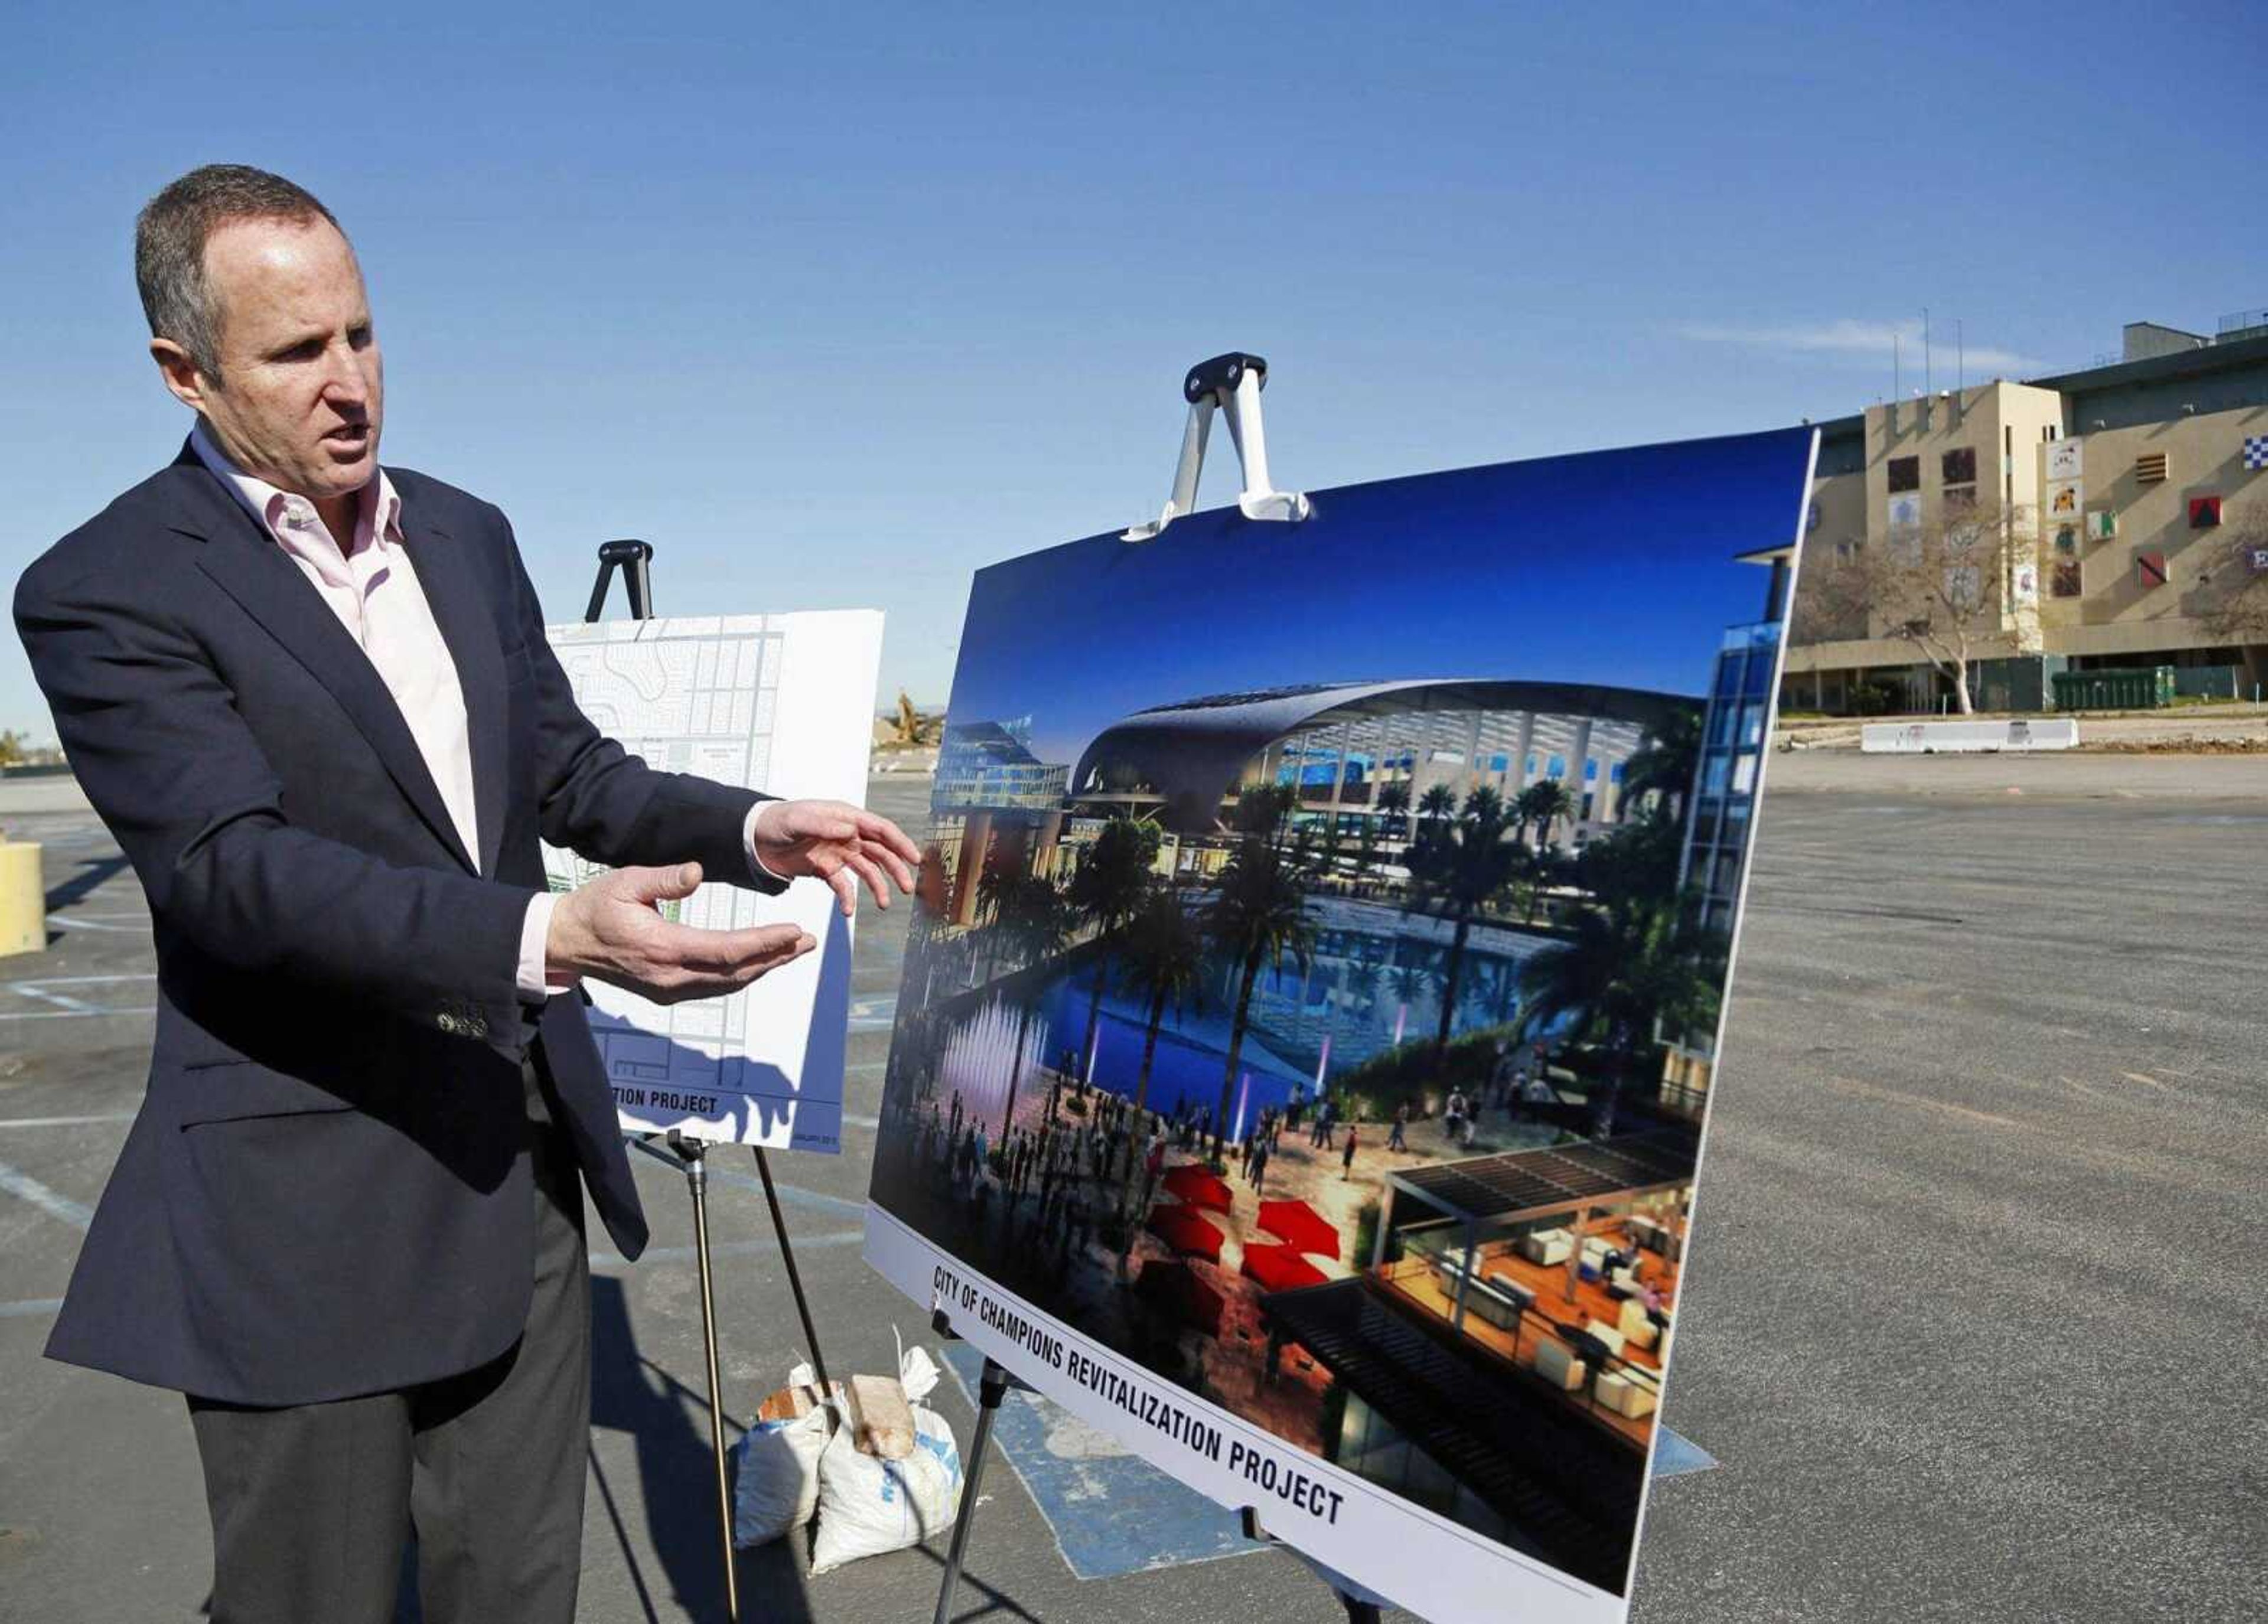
xmin=2190 ymin=503 xmax=2268 ymax=656
xmin=1793 ymin=496 xmax=2030 ymax=716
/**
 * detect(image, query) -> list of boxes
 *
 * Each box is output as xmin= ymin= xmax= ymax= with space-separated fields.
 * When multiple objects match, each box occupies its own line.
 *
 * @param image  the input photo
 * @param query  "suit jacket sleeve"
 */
xmin=498 ymin=508 xmax=787 ymax=895
xmin=16 ymin=557 xmax=539 ymax=1062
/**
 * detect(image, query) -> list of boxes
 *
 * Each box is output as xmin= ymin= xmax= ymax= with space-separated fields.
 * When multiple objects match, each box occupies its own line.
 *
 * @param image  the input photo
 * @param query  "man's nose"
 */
xmin=321 ymin=340 xmax=372 ymax=409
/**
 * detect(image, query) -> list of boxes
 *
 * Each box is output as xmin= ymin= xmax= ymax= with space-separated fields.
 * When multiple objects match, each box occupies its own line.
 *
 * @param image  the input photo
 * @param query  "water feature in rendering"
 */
xmin=924 ymin=898 xmax=1563 ymax=1128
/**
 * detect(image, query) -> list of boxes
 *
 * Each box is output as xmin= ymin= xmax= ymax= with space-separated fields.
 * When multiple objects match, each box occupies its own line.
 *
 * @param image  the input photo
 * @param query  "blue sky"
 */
xmin=950 ymin=428 xmax=1811 ymax=768
xmin=3 ymin=1 xmax=2259 ymax=741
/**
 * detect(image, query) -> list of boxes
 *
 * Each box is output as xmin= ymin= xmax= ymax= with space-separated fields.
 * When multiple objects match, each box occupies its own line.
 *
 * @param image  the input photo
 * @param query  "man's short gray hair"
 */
xmin=135 ymin=165 xmax=341 ymax=382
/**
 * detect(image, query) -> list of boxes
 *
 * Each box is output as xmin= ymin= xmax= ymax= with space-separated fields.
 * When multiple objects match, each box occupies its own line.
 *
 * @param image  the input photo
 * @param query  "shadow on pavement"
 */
xmin=44 ymin=855 xmax=129 ymax=912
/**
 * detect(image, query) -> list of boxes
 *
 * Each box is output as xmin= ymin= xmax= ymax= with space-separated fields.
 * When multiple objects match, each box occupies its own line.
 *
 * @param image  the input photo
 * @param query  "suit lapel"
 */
xmin=174 ymin=448 xmax=481 ymax=876
xmin=395 ymin=510 xmax=508 ymax=879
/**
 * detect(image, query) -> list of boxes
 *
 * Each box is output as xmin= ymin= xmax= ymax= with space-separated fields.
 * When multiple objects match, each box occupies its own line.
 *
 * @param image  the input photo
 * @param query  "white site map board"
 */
xmin=542 ymin=610 xmax=882 ymax=1152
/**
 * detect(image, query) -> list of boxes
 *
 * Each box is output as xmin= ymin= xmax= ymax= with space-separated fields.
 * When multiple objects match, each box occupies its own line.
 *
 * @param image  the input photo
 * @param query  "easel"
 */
xmin=924 ymin=1308 xmax=1031 ymax=1624
xmin=930 ymin=358 xmax=1371 ymax=1623
xmin=585 ymin=540 xmax=835 ymax=1624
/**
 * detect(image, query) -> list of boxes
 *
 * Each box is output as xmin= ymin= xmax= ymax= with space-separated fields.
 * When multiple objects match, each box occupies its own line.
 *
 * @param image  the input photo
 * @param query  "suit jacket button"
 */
xmin=438 ymin=1013 xmax=461 ymax=1034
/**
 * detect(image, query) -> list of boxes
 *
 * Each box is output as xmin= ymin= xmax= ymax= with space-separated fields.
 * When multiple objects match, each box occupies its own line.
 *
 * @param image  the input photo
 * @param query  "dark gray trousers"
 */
xmin=187 ymin=1059 xmax=591 ymax=1624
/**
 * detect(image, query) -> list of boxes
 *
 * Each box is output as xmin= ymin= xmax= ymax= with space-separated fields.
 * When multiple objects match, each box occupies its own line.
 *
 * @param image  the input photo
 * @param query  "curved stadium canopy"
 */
xmin=1071 ymin=679 xmax=1693 ymax=833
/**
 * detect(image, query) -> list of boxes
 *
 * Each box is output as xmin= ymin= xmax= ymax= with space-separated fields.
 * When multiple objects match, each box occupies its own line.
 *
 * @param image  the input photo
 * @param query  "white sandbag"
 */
xmin=807 ymin=1339 xmax=961 ymax=1574
xmin=809 ymin=1402 xmax=963 ymax=1573
xmin=733 ymin=1408 xmax=832 ymax=1547
xmin=732 ymin=1361 xmax=832 ymax=1548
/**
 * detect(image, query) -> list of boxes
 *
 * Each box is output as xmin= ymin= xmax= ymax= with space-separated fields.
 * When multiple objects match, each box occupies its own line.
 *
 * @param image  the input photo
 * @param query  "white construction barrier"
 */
xmin=1860 ymin=718 xmax=2080 ymax=754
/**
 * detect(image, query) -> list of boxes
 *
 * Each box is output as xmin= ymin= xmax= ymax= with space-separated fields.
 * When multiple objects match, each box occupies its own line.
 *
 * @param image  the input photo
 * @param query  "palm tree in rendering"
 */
xmin=994 ymin=873 xmax=1071 ymax=1131
xmin=1516 ymin=778 xmax=1576 ymax=852
xmin=1516 ymin=895 xmax=1723 ymax=1135
xmin=1617 ymin=709 xmax=1704 ymax=824
xmin=1118 ymin=886 xmax=1208 ymax=1118
xmin=1407 ymin=786 xmax=1523 ymax=1056
xmin=1065 ymin=817 xmax=1160 ymax=1085
xmin=1203 ymin=839 xmax=1315 ymax=1163
xmin=1374 ymin=781 xmax=1412 ymax=849
xmin=973 ymin=862 xmax=1014 ymax=980
xmin=1416 ymin=782 xmax=1459 ymax=843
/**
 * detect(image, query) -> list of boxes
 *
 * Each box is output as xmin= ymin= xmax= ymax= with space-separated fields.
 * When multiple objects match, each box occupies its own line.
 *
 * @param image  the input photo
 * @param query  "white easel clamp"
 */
xmin=1122 ymin=351 xmax=1312 ymax=542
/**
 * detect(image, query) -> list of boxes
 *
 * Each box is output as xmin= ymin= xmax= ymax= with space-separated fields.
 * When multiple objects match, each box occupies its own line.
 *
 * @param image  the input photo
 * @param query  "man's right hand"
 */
xmin=547 ymin=862 xmax=815 ymax=1004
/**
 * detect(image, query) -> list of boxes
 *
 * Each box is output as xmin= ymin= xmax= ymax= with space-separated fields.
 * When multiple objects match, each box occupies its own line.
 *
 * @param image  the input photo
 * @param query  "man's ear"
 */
xmin=151 ymin=337 xmax=212 ymax=414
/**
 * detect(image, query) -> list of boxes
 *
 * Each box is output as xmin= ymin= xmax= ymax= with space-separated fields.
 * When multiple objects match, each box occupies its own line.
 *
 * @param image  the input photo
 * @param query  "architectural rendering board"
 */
xmin=862 ymin=429 xmax=1817 ymax=1620
xmin=542 ymin=610 xmax=882 ymax=1151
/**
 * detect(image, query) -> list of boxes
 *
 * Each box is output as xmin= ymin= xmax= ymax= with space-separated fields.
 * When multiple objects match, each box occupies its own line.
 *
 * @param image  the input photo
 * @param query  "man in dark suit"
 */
xmin=14 ymin=164 xmax=921 ymax=1624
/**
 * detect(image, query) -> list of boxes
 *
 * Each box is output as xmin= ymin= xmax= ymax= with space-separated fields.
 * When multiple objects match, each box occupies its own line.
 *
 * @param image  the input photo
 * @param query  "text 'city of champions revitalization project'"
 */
xmin=860 ymin=428 xmax=1818 ymax=1622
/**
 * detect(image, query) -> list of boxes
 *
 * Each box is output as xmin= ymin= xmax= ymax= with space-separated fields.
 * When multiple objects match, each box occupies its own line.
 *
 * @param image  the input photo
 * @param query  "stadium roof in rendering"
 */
xmin=1070 ymin=677 xmax=1693 ymax=832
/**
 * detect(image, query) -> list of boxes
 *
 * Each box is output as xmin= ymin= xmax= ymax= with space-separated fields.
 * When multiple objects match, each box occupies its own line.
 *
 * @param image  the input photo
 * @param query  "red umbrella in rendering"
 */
xmin=1257 ymin=1198 xmax=1341 ymax=1261
xmin=1146 ymin=1204 xmax=1224 ymax=1263
xmin=1240 ymin=1243 xmax=1328 ymax=1293
xmin=1159 ymin=1163 xmax=1235 ymax=1214
xmin=1137 ymin=1260 xmax=1225 ymax=1338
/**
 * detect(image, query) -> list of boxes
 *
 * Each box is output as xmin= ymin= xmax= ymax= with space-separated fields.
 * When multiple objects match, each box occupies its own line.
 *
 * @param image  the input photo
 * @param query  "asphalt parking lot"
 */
xmin=1 ymin=753 xmax=2263 ymax=1622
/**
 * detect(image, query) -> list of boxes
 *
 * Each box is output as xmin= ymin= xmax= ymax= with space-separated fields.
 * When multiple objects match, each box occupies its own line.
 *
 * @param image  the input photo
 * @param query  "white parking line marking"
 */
xmin=0 ymin=1298 xmax=66 ymax=1319
xmin=2 ymin=974 xmax=158 ymax=987
xmin=12 ymin=987 xmax=99 ymax=1012
xmin=0 ymin=1113 xmax=137 ymax=1130
xmin=0 ymin=1006 xmax=157 ymax=1023
xmin=0 ymin=1159 xmax=94 ymax=1230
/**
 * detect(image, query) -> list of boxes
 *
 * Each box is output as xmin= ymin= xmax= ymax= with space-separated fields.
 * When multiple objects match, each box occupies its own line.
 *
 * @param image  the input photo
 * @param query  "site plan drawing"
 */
xmin=543 ymin=609 xmax=884 ymax=1152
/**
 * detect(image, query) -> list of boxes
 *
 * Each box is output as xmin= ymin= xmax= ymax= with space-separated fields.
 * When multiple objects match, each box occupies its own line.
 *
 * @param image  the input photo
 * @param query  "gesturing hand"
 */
xmin=548 ymin=862 xmax=814 ymax=1005
xmin=751 ymin=799 xmax=923 ymax=917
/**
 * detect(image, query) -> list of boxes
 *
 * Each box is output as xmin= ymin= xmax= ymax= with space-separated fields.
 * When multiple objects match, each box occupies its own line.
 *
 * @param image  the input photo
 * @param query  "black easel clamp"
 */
xmin=584 ymin=538 xmax=655 ymax=622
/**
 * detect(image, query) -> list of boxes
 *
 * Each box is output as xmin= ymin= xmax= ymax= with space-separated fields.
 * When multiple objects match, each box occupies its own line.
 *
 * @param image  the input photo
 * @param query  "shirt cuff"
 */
xmin=517 ymin=891 xmax=575 ymax=1000
xmin=746 ymin=800 xmax=791 ymax=885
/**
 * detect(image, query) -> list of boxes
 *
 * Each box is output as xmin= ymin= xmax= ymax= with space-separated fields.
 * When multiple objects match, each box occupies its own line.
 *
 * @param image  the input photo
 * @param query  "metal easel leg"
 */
xmin=752 ymin=1145 xmax=832 ymax=1391
xmin=1239 ymin=1506 xmax=1388 ymax=1622
xmin=931 ymin=1356 xmax=1016 ymax=1624
xmin=674 ymin=1134 xmax=742 ymax=1624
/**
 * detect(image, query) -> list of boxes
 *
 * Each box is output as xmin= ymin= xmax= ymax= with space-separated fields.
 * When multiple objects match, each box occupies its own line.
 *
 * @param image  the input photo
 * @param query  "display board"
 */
xmin=543 ymin=609 xmax=882 ymax=1151
xmin=861 ymin=428 xmax=1816 ymax=1621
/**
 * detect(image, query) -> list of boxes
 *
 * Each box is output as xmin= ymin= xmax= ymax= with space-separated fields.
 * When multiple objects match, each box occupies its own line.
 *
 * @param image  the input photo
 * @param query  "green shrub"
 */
xmin=1330 ymin=1025 xmax=1521 ymax=1116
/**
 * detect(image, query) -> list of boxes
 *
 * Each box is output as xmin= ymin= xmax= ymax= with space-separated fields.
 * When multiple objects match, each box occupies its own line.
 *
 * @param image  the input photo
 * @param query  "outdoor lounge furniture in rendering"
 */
xmin=1430 ymin=1252 xmax=1532 ymax=1332
xmin=1616 ymin=1299 xmax=1660 ymax=1351
xmin=1520 ymin=1228 xmax=1574 ymax=1267
xmin=1595 ymin=1367 xmax=1659 ymax=1420
xmin=1533 ymin=1338 xmax=1586 ymax=1391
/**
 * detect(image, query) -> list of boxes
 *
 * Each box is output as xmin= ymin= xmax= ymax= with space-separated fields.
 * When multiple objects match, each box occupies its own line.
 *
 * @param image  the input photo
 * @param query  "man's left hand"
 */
xmin=752 ymin=800 xmax=923 ymax=917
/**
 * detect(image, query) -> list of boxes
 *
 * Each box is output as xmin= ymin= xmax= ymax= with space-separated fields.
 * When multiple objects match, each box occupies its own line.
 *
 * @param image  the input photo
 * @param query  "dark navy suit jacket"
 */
xmin=14 ymin=442 xmax=780 ymax=1405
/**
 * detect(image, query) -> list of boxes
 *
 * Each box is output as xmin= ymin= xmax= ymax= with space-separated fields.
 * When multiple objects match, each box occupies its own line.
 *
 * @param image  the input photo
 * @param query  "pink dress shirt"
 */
xmin=188 ymin=425 xmax=778 ymax=1001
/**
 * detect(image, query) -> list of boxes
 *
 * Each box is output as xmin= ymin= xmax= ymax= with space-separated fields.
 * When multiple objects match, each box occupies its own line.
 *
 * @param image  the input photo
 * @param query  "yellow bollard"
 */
xmin=0 ymin=840 xmax=45 ymax=957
